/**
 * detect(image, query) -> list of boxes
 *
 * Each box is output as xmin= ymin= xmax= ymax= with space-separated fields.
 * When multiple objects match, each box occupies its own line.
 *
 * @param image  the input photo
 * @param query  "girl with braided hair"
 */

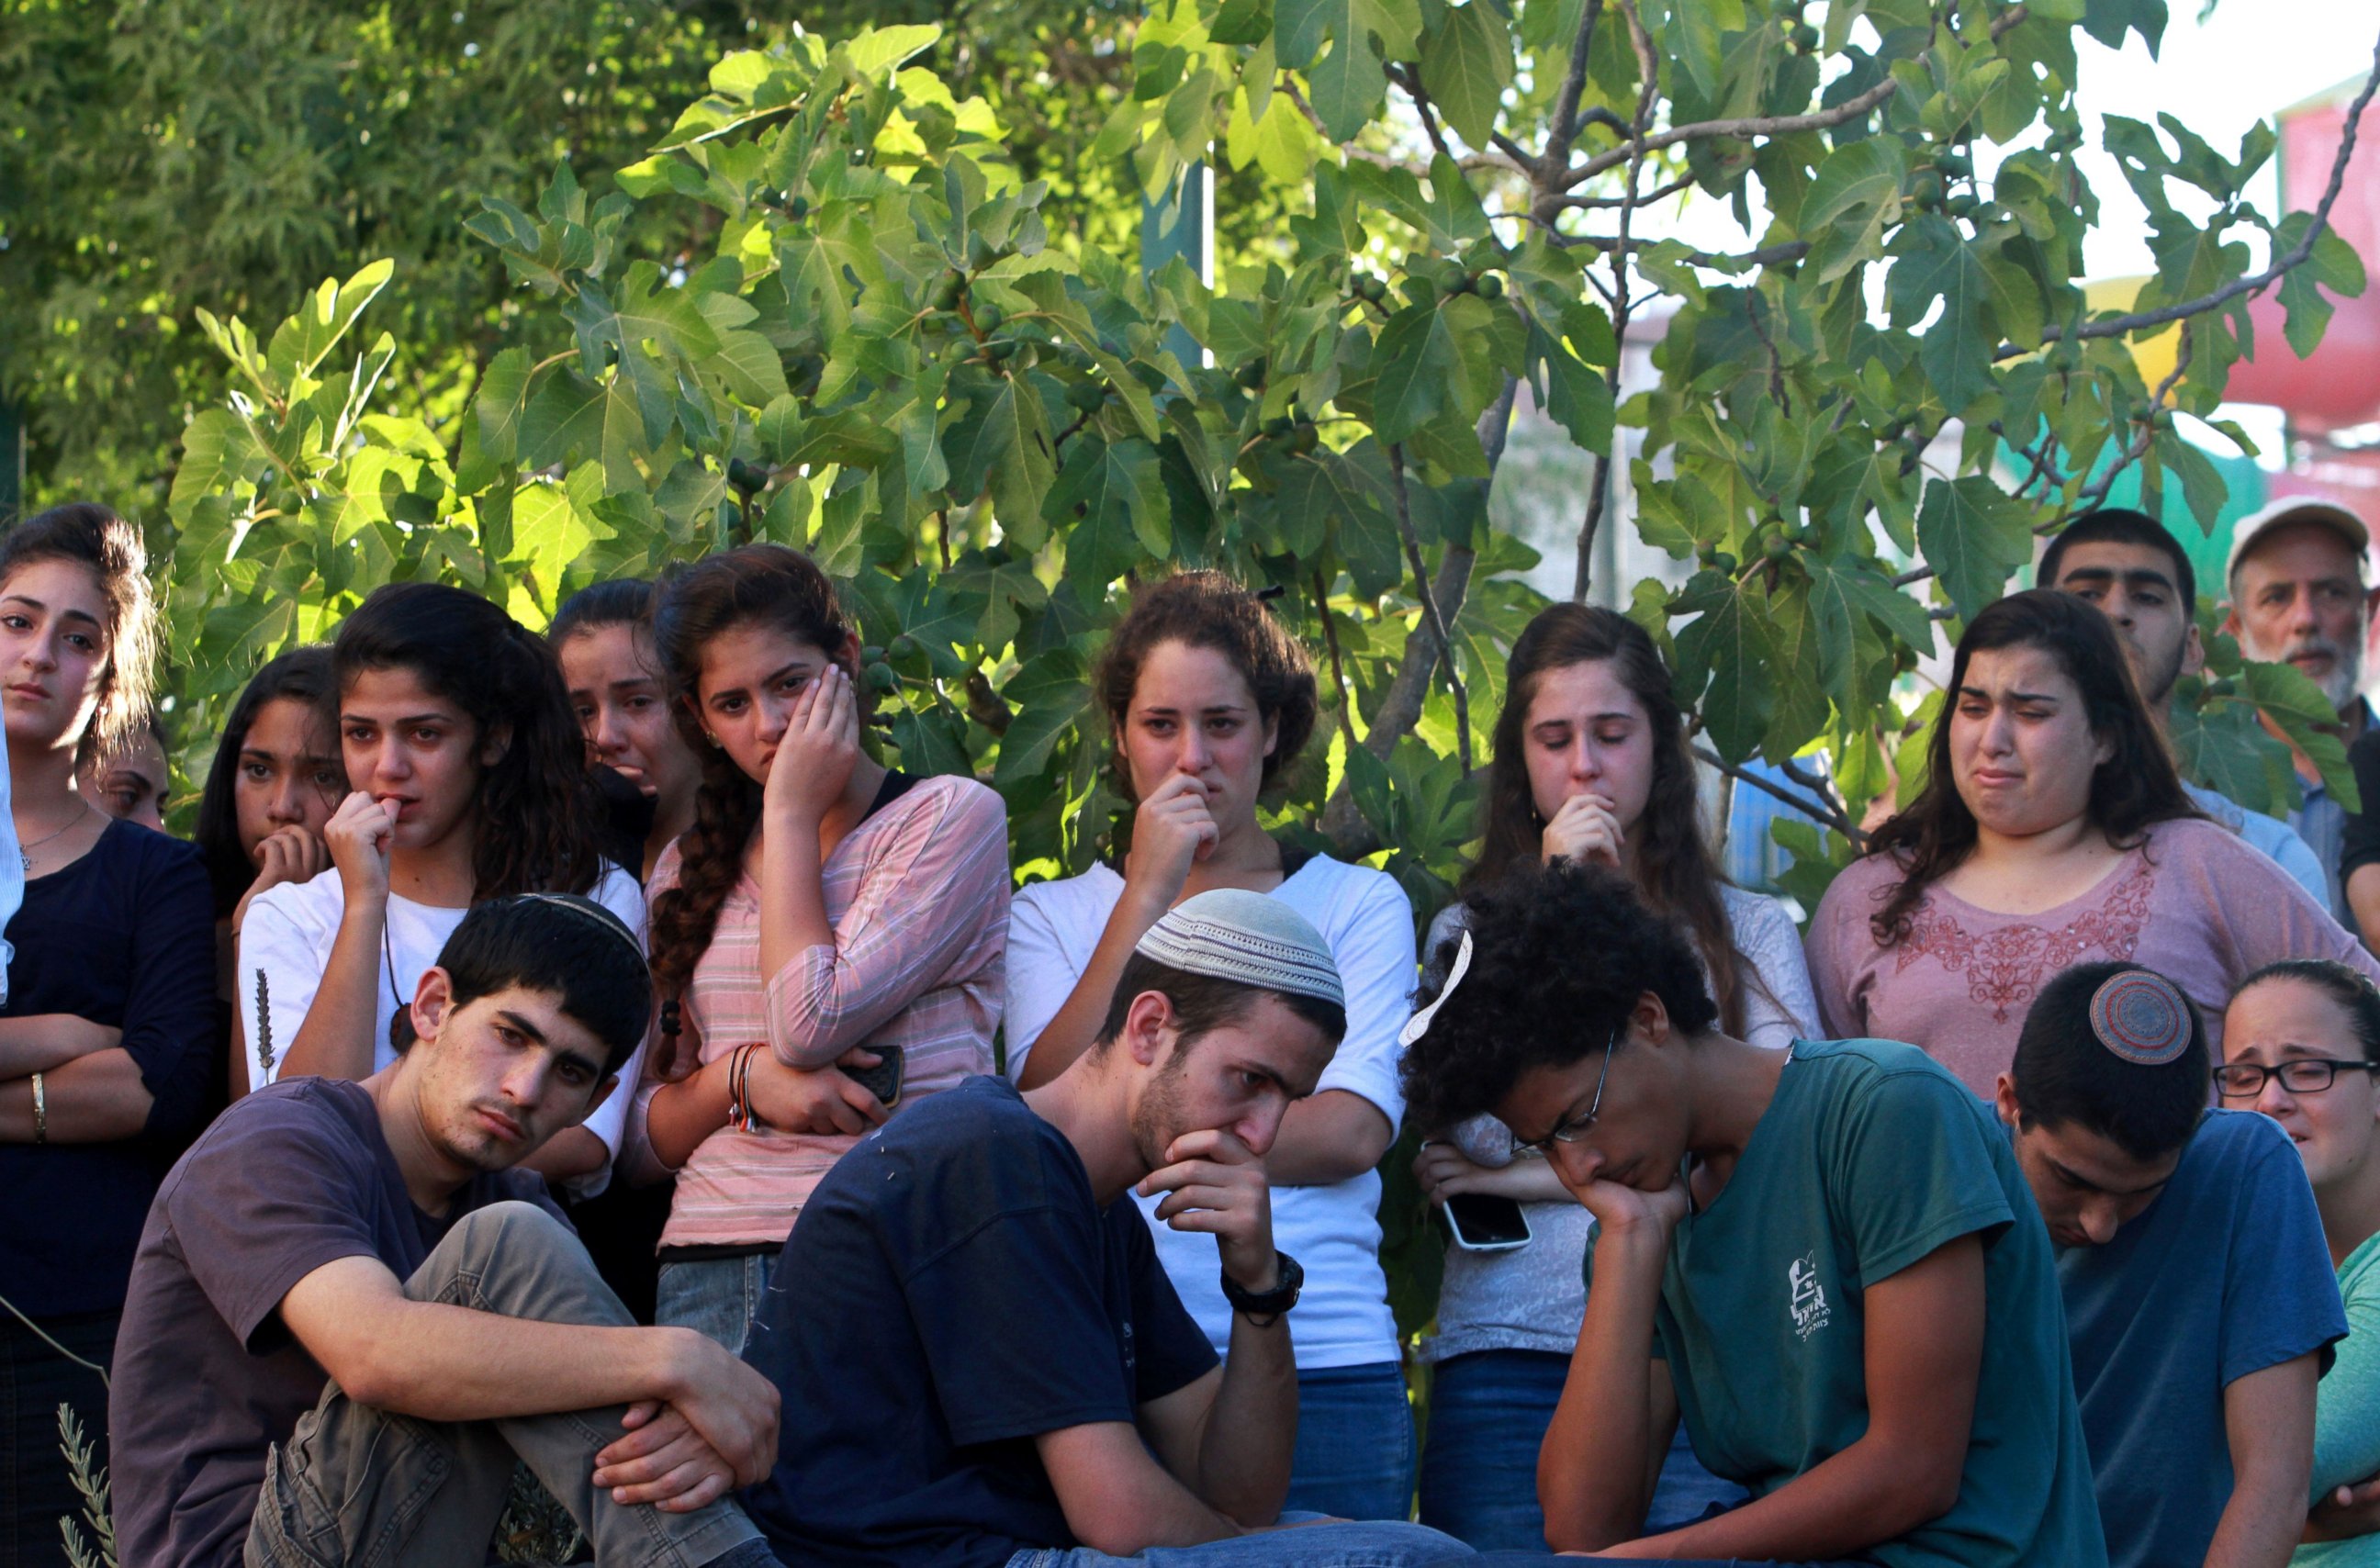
xmin=626 ymin=544 xmax=1009 ymax=1355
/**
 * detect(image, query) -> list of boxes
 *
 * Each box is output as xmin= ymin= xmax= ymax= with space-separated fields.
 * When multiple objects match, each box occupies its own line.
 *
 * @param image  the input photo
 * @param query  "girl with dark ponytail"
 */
xmin=239 ymin=583 xmax=648 ymax=1193
xmin=628 ymin=544 xmax=1009 ymax=1355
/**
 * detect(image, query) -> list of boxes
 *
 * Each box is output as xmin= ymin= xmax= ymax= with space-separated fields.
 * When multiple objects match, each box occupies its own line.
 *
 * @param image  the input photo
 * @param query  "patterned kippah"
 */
xmin=1135 ymin=889 xmax=1344 ymax=1009
xmin=2089 ymin=969 xmax=2194 ymax=1066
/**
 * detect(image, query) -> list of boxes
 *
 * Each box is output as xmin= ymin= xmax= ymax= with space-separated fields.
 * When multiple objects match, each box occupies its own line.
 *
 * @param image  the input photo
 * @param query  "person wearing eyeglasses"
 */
xmin=1399 ymin=857 xmax=2103 ymax=1568
xmin=1997 ymin=962 xmax=2342 ymax=1568
xmin=2224 ymin=961 xmax=2380 ymax=1563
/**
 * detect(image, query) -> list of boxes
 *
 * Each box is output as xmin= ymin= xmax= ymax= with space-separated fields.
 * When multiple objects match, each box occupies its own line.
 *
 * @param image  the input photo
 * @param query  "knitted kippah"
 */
xmin=2089 ymin=969 xmax=2194 ymax=1066
xmin=1135 ymin=889 xmax=1344 ymax=1009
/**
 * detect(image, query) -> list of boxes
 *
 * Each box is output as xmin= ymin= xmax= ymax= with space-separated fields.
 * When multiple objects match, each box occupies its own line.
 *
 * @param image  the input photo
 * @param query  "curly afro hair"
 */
xmin=1400 ymin=859 xmax=1719 ymax=1137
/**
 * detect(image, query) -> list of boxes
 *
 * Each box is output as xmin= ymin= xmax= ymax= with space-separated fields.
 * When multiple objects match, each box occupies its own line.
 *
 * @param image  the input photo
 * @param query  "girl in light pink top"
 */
xmin=626 ymin=545 xmax=1008 ymax=1352
xmin=1808 ymin=588 xmax=2380 ymax=1098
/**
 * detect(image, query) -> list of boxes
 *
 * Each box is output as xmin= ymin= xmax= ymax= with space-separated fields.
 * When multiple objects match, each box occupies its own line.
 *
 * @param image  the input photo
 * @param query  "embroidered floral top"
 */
xmin=1807 ymin=817 xmax=2380 ymax=1098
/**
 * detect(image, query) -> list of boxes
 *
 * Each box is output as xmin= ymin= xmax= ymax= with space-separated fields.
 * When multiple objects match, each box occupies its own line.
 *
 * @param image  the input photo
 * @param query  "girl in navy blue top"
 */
xmin=0 ymin=504 xmax=216 ymax=1564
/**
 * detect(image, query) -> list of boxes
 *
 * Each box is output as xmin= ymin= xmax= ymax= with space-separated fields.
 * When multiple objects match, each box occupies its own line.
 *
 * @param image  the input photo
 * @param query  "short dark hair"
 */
xmin=2234 ymin=959 xmax=2380 ymax=1067
xmin=1398 ymin=860 xmax=1719 ymax=1136
xmin=550 ymin=577 xmax=656 ymax=644
xmin=2039 ymin=507 xmax=2197 ymax=611
xmin=1095 ymin=570 xmax=1319 ymax=790
xmin=408 ymin=894 xmax=653 ymax=1075
xmin=2011 ymin=960 xmax=2208 ymax=1161
xmin=1092 ymin=951 xmax=1347 ymax=1058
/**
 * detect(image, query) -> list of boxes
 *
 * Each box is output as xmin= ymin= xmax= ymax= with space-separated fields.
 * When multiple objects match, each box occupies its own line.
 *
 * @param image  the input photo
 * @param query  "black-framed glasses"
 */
xmin=1516 ymin=1031 xmax=1618 ymax=1154
xmin=2214 ymin=1058 xmax=2380 ymax=1098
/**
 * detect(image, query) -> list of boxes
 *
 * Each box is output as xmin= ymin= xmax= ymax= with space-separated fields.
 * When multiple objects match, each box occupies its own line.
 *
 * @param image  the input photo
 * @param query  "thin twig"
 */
xmin=1575 ymin=0 xmax=1659 ymax=603
xmin=1692 ymin=744 xmax=1865 ymax=848
xmin=1558 ymin=172 xmax=1695 ymax=210
xmin=1389 ymin=64 xmax=1455 ymax=165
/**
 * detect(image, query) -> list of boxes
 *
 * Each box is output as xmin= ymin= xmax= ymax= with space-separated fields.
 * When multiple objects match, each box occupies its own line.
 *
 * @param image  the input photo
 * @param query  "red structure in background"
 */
xmin=2228 ymin=77 xmax=2380 ymax=522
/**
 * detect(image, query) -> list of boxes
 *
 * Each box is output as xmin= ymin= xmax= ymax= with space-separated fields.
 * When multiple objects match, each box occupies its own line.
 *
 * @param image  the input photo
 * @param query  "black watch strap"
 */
xmin=1219 ymin=1250 xmax=1303 ymax=1318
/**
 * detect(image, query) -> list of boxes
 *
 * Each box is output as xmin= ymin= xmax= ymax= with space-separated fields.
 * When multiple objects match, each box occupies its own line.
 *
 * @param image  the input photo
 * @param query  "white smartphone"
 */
xmin=1441 ymin=1193 xmax=1532 ymax=1252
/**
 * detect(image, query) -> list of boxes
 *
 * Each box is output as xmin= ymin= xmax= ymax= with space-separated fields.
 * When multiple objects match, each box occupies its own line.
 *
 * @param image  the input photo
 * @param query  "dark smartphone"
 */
xmin=846 ymin=1045 xmax=905 ymax=1110
xmin=1440 ymin=1193 xmax=1532 ymax=1251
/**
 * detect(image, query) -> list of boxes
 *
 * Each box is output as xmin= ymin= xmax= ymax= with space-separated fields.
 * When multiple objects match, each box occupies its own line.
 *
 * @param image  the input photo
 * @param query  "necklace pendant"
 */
xmin=17 ymin=852 xmax=28 ymax=873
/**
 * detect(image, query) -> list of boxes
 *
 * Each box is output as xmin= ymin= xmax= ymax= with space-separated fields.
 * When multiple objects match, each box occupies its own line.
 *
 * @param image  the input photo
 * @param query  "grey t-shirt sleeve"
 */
xmin=164 ymin=1096 xmax=392 ymax=1352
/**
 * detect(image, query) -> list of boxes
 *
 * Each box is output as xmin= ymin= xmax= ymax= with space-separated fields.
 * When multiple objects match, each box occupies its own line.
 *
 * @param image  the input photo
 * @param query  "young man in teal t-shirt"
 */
xmin=2003 ymin=961 xmax=2344 ymax=1568
xmin=1401 ymin=860 xmax=2103 ymax=1568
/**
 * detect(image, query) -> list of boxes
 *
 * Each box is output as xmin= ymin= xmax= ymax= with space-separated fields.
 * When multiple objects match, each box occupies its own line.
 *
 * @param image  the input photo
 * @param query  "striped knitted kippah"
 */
xmin=2090 ymin=969 xmax=2195 ymax=1066
xmin=1135 ymin=889 xmax=1344 ymax=1009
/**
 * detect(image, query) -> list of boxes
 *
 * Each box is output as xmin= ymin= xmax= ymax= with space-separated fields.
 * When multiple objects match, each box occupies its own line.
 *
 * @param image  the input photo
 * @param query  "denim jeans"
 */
xmin=244 ymin=1202 xmax=764 ymax=1568
xmin=1469 ymin=1556 xmax=1875 ymax=1566
xmin=656 ymin=1251 xmax=778 ymax=1357
xmin=1006 ymin=1515 xmax=1473 ymax=1567
xmin=1 ymin=1307 xmax=116 ymax=1568
xmin=1417 ymin=1350 xmax=1749 ymax=1551
xmin=1284 ymin=1361 xmax=1418 ymax=1522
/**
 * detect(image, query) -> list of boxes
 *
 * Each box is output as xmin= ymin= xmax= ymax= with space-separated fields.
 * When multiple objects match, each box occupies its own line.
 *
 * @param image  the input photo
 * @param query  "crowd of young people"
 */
xmin=5 ymin=493 xmax=2380 ymax=1568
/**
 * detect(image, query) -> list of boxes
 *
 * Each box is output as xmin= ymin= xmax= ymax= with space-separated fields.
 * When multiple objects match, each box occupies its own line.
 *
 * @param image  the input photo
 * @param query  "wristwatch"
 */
xmin=1219 ymin=1250 xmax=1304 ymax=1320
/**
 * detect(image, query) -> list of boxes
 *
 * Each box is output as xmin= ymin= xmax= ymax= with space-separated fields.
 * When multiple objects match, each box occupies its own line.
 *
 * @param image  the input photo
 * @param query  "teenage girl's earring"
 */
xmin=705 ymin=733 xmax=724 ymax=748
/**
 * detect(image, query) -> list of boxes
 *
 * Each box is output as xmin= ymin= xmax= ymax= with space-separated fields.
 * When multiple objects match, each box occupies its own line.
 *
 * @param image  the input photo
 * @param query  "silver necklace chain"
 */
xmin=18 ymin=801 xmax=93 ymax=872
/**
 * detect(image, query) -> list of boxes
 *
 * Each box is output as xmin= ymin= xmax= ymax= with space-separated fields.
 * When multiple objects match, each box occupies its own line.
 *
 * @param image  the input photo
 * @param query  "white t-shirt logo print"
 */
xmin=1789 ymin=1251 xmax=1832 ymax=1340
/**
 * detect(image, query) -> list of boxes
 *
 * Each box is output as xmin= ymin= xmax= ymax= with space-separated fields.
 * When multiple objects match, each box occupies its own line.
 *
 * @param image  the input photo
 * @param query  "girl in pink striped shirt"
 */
xmin=626 ymin=545 xmax=1009 ymax=1353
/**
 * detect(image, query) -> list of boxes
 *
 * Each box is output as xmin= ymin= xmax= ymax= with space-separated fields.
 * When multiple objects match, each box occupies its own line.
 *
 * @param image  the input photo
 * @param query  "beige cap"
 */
xmin=2225 ymin=495 xmax=2372 ymax=585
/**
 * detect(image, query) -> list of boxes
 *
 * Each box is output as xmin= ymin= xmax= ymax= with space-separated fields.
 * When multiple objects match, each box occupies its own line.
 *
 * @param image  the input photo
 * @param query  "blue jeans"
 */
xmin=1285 ymin=1362 xmax=1418 ymax=1522
xmin=1007 ymin=1515 xmax=1472 ymax=1566
xmin=655 ymin=1251 xmax=777 ymax=1357
xmin=1417 ymin=1350 xmax=1749 ymax=1551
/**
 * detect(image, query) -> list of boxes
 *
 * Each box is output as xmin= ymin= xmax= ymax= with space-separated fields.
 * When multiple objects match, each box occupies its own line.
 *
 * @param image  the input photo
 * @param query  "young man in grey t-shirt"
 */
xmin=109 ymin=894 xmax=784 ymax=1568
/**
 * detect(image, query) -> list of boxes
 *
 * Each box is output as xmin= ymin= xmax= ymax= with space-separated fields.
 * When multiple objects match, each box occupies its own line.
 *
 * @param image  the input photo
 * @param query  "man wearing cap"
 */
xmin=736 ymin=890 xmax=1472 ymax=1568
xmin=1999 ymin=960 xmax=2342 ymax=1568
xmin=2042 ymin=507 xmax=2329 ymax=903
xmin=2224 ymin=496 xmax=2380 ymax=926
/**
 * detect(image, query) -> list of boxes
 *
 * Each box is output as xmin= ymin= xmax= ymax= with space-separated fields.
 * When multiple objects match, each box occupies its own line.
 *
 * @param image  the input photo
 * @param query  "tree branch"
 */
xmin=1890 ymin=327 xmax=2199 ymax=593
xmin=1557 ymin=172 xmax=1695 ymax=210
xmin=1555 ymin=5 xmax=2030 ymax=191
xmin=1558 ymin=75 xmax=1901 ymax=189
xmin=1284 ymin=80 xmax=1529 ymax=177
xmin=1389 ymin=64 xmax=1455 ymax=166
xmin=1993 ymin=26 xmax=2380 ymax=357
xmin=1692 ymin=744 xmax=1865 ymax=851
xmin=1390 ymin=443 xmax=1473 ymax=774
xmin=1313 ymin=568 xmax=1360 ymax=759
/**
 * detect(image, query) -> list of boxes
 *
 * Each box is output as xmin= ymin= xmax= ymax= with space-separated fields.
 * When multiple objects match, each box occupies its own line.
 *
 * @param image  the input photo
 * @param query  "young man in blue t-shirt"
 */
xmin=1397 ymin=859 xmax=2104 ymax=1568
xmin=2001 ymin=961 xmax=2348 ymax=1568
xmin=738 ymin=890 xmax=1470 ymax=1568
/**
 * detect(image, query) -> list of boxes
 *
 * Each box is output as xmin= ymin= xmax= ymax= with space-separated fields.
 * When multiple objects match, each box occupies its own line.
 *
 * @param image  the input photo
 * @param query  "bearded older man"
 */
xmin=2223 ymin=497 xmax=2380 ymax=935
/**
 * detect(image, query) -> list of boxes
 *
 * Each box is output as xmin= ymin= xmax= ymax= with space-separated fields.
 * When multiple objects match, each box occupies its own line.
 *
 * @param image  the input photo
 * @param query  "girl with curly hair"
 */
xmin=1004 ymin=570 xmax=1419 ymax=1522
xmin=627 ymin=544 xmax=1009 ymax=1354
xmin=1408 ymin=603 xmax=1816 ymax=1550
xmin=1807 ymin=588 xmax=2379 ymax=1096
xmin=239 ymin=583 xmax=647 ymax=1193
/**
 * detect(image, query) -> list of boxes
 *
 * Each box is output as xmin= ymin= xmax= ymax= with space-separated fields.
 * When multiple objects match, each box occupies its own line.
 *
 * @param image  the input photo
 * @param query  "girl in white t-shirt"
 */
xmin=1408 ymin=603 xmax=1815 ymax=1551
xmin=238 ymin=582 xmax=647 ymax=1194
xmin=1005 ymin=570 xmax=1418 ymax=1522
